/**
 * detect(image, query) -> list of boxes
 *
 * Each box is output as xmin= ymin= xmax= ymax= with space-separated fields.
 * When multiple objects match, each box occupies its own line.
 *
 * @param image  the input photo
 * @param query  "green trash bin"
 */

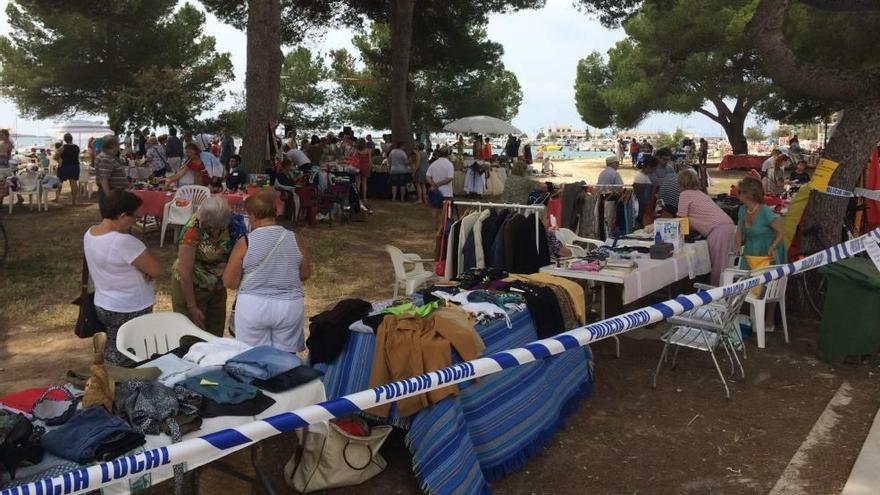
xmin=818 ymin=257 xmax=880 ymax=363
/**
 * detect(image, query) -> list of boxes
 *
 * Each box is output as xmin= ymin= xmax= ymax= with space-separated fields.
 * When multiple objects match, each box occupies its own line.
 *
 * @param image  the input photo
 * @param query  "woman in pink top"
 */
xmin=676 ymin=171 xmax=735 ymax=285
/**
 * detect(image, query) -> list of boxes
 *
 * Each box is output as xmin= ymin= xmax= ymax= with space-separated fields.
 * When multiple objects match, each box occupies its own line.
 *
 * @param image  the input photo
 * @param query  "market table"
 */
xmin=541 ymin=241 xmax=711 ymax=320
xmin=718 ymin=154 xmax=768 ymax=171
xmin=7 ymin=380 xmax=327 ymax=495
xmin=131 ymin=190 xmax=282 ymax=218
xmin=317 ymin=308 xmax=593 ymax=495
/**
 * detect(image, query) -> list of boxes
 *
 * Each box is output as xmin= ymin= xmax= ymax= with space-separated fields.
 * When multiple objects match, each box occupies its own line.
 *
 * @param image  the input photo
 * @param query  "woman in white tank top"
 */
xmin=223 ymin=191 xmax=311 ymax=352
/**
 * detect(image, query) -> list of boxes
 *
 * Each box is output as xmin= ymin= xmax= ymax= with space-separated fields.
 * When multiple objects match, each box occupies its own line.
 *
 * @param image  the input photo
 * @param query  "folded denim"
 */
xmin=224 ymin=345 xmax=303 ymax=383
xmin=252 ymin=366 xmax=323 ymax=393
xmin=41 ymin=406 xmax=145 ymax=463
xmin=180 ymin=370 xmax=258 ymax=405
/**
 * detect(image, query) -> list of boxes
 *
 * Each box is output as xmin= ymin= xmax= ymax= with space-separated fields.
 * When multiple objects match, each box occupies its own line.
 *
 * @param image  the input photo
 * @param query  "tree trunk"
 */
xmin=801 ymin=96 xmax=880 ymax=251
xmin=242 ymin=0 xmax=282 ymax=174
xmin=750 ymin=0 xmax=880 ymax=250
xmin=390 ymin=0 xmax=415 ymax=147
xmin=721 ymin=117 xmax=748 ymax=155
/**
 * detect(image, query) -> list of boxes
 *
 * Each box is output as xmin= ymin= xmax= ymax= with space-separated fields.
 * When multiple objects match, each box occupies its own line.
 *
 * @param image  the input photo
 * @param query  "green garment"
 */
xmin=383 ymin=300 xmax=441 ymax=318
xmin=738 ymin=204 xmax=786 ymax=268
xmin=172 ymin=215 xmax=236 ymax=291
xmin=171 ymin=277 xmax=228 ymax=337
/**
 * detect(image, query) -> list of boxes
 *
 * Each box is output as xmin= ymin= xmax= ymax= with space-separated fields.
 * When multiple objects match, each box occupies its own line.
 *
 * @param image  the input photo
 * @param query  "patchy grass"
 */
xmin=0 ymin=191 xmax=436 ymax=393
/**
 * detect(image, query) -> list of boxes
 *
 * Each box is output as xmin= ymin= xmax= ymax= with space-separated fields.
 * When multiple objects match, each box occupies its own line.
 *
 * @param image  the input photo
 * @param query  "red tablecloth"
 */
xmin=718 ymin=154 xmax=768 ymax=171
xmin=132 ymin=190 xmax=282 ymax=217
xmin=132 ymin=190 xmax=175 ymax=217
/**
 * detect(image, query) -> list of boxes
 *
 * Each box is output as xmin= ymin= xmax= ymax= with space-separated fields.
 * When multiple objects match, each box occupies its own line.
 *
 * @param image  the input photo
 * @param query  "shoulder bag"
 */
xmin=283 ymin=421 xmax=391 ymax=493
xmin=72 ymin=257 xmax=106 ymax=338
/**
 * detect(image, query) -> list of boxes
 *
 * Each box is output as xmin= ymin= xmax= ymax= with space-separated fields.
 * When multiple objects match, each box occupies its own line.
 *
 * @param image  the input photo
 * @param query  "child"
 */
xmin=789 ymin=160 xmax=810 ymax=185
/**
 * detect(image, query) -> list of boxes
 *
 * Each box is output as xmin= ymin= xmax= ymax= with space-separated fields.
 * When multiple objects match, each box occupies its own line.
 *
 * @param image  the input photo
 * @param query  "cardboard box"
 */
xmin=654 ymin=218 xmax=688 ymax=252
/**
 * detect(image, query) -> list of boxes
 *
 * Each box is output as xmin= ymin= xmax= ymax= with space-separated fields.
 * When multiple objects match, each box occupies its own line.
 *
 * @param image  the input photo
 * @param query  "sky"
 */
xmin=0 ymin=0 xmax=765 ymax=138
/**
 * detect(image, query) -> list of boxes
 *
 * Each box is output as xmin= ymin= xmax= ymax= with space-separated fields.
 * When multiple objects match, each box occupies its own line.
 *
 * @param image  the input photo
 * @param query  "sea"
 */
xmin=491 ymin=146 xmax=609 ymax=159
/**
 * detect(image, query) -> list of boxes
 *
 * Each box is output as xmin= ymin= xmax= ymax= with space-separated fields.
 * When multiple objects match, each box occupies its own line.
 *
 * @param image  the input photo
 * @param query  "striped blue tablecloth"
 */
xmin=317 ymin=309 xmax=593 ymax=495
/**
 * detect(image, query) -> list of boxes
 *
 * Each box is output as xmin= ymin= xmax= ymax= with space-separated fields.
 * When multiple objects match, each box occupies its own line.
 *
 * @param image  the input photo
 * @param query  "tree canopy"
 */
xmin=278 ymin=47 xmax=333 ymax=133
xmin=0 ymin=0 xmax=233 ymax=132
xmin=574 ymin=0 xmax=770 ymax=154
xmin=330 ymin=21 xmax=523 ymax=133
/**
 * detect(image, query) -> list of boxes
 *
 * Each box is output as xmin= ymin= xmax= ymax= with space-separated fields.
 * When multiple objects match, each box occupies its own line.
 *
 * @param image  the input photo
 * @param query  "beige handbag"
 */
xmin=284 ymin=422 xmax=392 ymax=493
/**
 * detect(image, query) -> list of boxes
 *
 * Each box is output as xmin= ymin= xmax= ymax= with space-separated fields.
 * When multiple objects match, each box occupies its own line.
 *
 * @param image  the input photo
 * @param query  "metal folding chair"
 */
xmin=652 ymin=271 xmax=750 ymax=399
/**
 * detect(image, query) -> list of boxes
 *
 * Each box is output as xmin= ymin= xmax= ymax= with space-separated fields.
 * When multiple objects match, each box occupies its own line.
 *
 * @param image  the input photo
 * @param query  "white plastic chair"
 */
xmin=722 ymin=266 xmax=789 ymax=349
xmin=555 ymin=228 xmax=603 ymax=252
xmin=386 ymin=244 xmax=436 ymax=298
xmin=78 ymin=166 xmax=98 ymax=199
xmin=9 ymin=169 xmax=47 ymax=213
xmin=116 ymin=312 xmax=219 ymax=361
xmin=160 ymin=185 xmax=211 ymax=247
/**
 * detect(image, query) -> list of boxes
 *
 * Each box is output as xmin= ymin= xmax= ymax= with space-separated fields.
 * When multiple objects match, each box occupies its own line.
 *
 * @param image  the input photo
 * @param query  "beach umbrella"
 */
xmin=443 ymin=116 xmax=522 ymax=136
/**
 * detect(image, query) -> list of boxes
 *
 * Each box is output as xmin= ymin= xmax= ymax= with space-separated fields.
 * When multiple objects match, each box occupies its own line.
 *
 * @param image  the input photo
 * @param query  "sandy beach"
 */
xmin=530 ymin=157 xmax=744 ymax=195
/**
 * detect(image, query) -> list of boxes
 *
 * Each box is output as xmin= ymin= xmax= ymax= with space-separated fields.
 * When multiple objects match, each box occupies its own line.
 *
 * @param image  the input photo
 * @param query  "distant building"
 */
xmin=616 ymin=130 xmax=660 ymax=140
xmin=541 ymin=124 xmax=589 ymax=139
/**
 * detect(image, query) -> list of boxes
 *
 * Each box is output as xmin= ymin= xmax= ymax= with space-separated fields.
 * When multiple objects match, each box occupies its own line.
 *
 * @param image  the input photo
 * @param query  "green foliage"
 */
xmin=536 ymin=132 xmax=545 ymax=140
xmin=201 ymin=0 xmax=346 ymax=45
xmin=745 ymin=126 xmax=767 ymax=142
xmin=0 ymin=0 xmax=233 ymax=132
xmin=574 ymin=0 xmax=770 ymax=131
xmin=578 ymin=0 xmax=880 ymax=124
xmin=771 ymin=125 xmax=792 ymax=139
xmin=279 ymin=47 xmax=332 ymax=132
xmin=653 ymin=128 xmax=684 ymax=150
xmin=330 ymin=22 xmax=522 ymax=132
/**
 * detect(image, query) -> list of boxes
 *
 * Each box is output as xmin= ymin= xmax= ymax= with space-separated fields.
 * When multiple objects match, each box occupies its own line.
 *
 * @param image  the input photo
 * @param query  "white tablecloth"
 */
xmin=7 ymin=380 xmax=326 ymax=495
xmin=541 ymin=241 xmax=712 ymax=305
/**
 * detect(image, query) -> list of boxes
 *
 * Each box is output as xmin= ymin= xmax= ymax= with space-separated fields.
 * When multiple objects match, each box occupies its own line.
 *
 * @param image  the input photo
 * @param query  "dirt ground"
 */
xmin=1 ymin=174 xmax=878 ymax=494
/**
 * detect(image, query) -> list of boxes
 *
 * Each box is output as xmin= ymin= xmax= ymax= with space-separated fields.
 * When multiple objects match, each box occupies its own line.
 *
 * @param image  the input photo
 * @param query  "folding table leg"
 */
xmin=250 ymin=443 xmax=277 ymax=495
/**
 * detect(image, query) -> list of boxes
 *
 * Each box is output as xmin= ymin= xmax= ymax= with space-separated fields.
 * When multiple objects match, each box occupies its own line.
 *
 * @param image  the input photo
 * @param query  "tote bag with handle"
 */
xmin=284 ymin=421 xmax=392 ymax=493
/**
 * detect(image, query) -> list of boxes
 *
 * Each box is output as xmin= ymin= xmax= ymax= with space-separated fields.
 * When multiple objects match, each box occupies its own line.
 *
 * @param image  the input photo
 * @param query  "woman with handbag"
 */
xmin=83 ymin=191 xmax=162 ymax=364
xmin=223 ymin=191 xmax=311 ymax=352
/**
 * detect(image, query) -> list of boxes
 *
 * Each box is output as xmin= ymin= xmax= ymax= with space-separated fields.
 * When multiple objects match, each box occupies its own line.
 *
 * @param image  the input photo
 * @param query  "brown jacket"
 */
xmin=368 ymin=306 xmax=484 ymax=418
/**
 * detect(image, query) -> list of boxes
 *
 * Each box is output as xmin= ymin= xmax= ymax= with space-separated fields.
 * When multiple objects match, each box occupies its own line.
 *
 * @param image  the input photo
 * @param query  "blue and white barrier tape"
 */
xmin=5 ymin=227 xmax=879 ymax=495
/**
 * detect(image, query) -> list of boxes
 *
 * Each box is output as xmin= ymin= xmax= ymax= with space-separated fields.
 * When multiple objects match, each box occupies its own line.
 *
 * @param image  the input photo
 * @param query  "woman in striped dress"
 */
xmin=223 ymin=191 xmax=311 ymax=352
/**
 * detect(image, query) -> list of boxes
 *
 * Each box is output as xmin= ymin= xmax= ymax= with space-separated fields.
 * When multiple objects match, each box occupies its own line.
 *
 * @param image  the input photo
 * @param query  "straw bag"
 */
xmin=283 ymin=421 xmax=392 ymax=493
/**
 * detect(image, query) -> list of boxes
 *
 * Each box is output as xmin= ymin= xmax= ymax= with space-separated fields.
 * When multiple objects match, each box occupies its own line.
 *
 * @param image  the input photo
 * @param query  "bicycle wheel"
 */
xmin=0 ymin=222 xmax=6 ymax=263
xmin=801 ymin=268 xmax=827 ymax=318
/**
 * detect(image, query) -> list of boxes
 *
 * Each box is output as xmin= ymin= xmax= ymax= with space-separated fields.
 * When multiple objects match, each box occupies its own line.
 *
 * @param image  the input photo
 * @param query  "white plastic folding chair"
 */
xmin=555 ymin=228 xmax=603 ymax=252
xmin=10 ymin=169 xmax=47 ymax=213
xmin=653 ymin=270 xmax=750 ymax=399
xmin=78 ymin=166 xmax=97 ymax=199
xmin=116 ymin=312 xmax=219 ymax=362
xmin=722 ymin=266 xmax=789 ymax=349
xmin=160 ymin=185 xmax=211 ymax=247
xmin=385 ymin=244 xmax=436 ymax=298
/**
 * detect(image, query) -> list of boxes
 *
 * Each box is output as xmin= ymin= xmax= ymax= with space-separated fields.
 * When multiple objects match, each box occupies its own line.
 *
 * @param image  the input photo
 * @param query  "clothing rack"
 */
xmin=452 ymin=200 xmax=545 ymax=250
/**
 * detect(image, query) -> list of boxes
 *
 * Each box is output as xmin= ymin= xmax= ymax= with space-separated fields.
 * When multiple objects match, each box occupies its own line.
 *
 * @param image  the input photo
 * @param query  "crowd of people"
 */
xmin=588 ymin=145 xmax=800 ymax=287
xmin=85 ymin=189 xmax=310 ymax=365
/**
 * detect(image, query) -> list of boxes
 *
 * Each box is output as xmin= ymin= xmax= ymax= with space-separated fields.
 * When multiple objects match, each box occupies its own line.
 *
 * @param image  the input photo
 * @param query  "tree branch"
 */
xmin=749 ymin=0 xmax=876 ymax=102
xmin=696 ymin=108 xmax=723 ymax=124
xmin=707 ymin=97 xmax=732 ymax=123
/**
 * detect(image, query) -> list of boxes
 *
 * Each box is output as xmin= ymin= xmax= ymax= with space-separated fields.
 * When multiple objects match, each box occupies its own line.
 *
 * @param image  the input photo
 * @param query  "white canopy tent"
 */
xmin=45 ymin=120 xmax=114 ymax=148
xmin=443 ymin=115 xmax=523 ymax=136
